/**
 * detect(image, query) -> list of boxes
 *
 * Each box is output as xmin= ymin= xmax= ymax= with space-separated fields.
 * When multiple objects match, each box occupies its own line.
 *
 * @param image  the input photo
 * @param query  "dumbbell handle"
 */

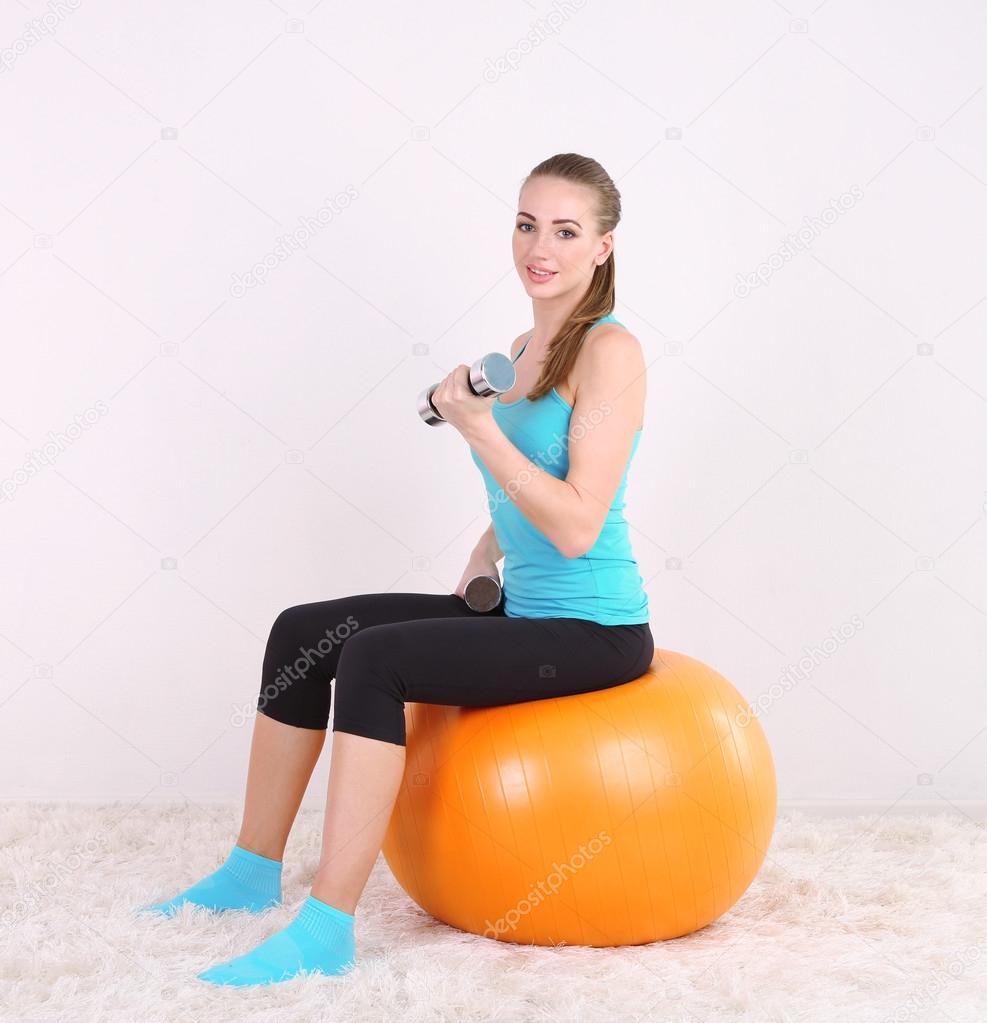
xmin=463 ymin=574 xmax=502 ymax=612
xmin=418 ymin=352 xmax=516 ymax=426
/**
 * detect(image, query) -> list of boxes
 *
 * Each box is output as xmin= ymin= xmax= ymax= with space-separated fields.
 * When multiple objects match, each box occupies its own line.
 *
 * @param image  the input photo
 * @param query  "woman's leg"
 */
xmin=145 ymin=593 xmax=483 ymax=918
xmin=312 ymin=730 xmax=405 ymax=914
xmin=194 ymin=615 xmax=652 ymax=984
xmin=238 ymin=593 xmax=489 ymax=858
xmin=236 ymin=712 xmax=327 ymax=862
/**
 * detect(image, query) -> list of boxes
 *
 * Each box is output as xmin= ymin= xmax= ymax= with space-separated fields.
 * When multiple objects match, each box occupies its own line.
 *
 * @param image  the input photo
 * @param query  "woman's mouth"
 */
xmin=526 ymin=265 xmax=557 ymax=283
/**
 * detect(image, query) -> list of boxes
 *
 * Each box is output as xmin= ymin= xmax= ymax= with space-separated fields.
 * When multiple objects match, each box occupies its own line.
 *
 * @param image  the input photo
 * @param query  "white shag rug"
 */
xmin=2 ymin=803 xmax=985 ymax=1023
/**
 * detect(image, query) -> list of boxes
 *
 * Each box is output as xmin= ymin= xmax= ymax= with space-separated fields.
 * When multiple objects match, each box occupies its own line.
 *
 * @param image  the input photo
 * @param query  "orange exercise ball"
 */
xmin=382 ymin=649 xmax=777 ymax=946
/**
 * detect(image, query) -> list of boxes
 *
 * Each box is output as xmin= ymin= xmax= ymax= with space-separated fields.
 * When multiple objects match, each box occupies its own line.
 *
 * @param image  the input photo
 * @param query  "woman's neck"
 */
xmin=528 ymin=294 xmax=587 ymax=348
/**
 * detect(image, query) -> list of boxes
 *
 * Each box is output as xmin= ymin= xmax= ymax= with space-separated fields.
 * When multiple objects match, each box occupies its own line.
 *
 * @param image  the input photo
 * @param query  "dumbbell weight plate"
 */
xmin=471 ymin=352 xmax=515 ymax=395
xmin=464 ymin=574 xmax=502 ymax=612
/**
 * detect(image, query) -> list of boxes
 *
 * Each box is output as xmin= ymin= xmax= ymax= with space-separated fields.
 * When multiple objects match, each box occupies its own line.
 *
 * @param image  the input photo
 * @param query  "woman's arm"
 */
xmin=473 ymin=520 xmax=503 ymax=563
xmin=467 ymin=334 xmax=526 ymax=567
xmin=461 ymin=330 xmax=645 ymax=559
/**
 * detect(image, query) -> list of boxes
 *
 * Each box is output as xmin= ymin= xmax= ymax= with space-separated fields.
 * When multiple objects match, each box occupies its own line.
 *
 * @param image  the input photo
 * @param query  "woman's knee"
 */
xmin=332 ymin=625 xmax=406 ymax=718
xmin=268 ymin=599 xmax=360 ymax=641
xmin=265 ymin=601 xmax=360 ymax=672
xmin=257 ymin=602 xmax=357 ymax=729
xmin=334 ymin=625 xmax=402 ymax=682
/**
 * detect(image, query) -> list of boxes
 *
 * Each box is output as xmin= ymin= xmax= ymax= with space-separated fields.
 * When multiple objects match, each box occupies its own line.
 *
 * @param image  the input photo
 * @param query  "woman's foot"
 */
xmin=139 ymin=844 xmax=282 ymax=916
xmin=196 ymin=895 xmax=356 ymax=986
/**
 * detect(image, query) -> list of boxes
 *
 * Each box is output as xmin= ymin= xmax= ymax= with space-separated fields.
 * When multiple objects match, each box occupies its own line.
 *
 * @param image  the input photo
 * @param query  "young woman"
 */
xmin=139 ymin=152 xmax=653 ymax=986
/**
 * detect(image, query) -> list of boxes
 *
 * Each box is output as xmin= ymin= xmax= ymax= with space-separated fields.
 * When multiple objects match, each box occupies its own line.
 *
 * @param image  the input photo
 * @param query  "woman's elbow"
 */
xmin=557 ymin=528 xmax=592 ymax=560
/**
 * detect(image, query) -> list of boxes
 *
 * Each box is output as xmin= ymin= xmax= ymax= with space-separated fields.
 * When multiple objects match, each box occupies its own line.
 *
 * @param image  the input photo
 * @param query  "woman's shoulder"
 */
xmin=587 ymin=314 xmax=633 ymax=342
xmin=571 ymin=318 xmax=645 ymax=416
xmin=576 ymin=316 xmax=641 ymax=368
xmin=580 ymin=320 xmax=645 ymax=383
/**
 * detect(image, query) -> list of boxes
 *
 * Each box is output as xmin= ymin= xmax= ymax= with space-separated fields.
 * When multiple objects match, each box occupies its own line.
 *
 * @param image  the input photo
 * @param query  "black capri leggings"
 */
xmin=256 ymin=592 xmax=654 ymax=746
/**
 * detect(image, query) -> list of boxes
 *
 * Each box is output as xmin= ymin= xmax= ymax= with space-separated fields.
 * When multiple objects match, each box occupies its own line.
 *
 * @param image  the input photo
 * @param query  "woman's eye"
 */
xmin=516 ymin=223 xmax=575 ymax=239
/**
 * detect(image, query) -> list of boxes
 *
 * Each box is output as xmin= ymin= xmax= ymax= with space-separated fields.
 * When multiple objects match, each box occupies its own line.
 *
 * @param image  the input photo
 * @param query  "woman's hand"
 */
xmin=453 ymin=550 xmax=500 ymax=600
xmin=430 ymin=364 xmax=496 ymax=437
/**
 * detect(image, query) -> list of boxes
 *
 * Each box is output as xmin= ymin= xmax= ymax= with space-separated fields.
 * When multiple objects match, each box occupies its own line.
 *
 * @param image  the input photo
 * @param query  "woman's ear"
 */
xmin=595 ymin=231 xmax=614 ymax=266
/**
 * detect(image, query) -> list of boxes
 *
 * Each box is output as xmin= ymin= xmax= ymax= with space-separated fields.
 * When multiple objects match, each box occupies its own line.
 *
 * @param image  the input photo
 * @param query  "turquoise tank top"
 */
xmin=469 ymin=313 xmax=650 ymax=625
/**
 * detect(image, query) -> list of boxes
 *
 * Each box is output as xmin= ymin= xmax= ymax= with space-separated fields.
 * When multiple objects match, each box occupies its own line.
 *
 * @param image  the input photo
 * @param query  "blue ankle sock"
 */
xmin=196 ymin=895 xmax=356 ymax=987
xmin=139 ymin=844 xmax=282 ymax=916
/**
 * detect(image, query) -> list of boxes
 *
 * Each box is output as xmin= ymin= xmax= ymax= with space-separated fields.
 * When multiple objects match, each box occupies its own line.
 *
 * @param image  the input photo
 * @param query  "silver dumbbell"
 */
xmin=417 ymin=353 xmax=516 ymax=426
xmin=464 ymin=574 xmax=502 ymax=612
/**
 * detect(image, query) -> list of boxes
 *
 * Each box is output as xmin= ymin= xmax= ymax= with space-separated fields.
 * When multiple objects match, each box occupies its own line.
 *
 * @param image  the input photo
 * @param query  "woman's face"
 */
xmin=512 ymin=177 xmax=612 ymax=299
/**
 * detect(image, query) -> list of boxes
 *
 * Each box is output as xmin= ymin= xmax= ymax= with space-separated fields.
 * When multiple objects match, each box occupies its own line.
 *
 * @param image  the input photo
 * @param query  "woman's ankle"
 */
xmin=235 ymin=837 xmax=285 ymax=864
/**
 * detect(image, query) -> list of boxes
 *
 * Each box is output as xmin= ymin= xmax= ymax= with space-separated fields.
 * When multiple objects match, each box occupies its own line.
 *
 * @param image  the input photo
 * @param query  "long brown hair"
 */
xmin=519 ymin=153 xmax=621 ymax=403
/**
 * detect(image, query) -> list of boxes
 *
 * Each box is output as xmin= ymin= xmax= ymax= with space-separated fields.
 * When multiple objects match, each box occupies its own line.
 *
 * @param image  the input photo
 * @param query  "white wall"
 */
xmin=1 ymin=0 xmax=985 ymax=816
